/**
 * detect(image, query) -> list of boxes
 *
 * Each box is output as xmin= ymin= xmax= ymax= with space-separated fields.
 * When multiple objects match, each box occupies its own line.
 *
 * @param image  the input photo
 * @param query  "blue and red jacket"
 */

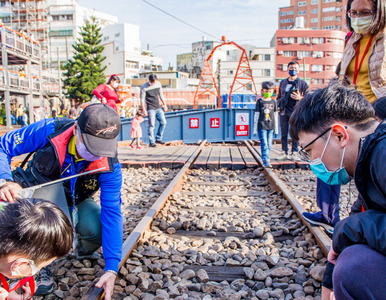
xmin=0 ymin=118 xmax=122 ymax=272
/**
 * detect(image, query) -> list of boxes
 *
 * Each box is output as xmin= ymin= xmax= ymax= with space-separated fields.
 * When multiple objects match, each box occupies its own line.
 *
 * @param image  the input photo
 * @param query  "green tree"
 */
xmin=62 ymin=17 xmax=106 ymax=104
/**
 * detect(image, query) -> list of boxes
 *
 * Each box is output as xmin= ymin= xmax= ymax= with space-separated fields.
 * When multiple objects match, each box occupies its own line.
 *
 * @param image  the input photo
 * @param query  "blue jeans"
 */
xmin=316 ymin=178 xmax=340 ymax=225
xmin=148 ymin=108 xmax=167 ymax=144
xmin=258 ymin=129 xmax=273 ymax=163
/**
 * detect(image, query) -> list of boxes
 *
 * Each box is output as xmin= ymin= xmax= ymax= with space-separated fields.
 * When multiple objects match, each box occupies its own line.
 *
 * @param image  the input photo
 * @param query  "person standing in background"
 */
xmin=277 ymin=61 xmax=308 ymax=160
xmin=140 ymin=74 xmax=168 ymax=147
xmin=340 ymin=0 xmax=386 ymax=103
xmin=16 ymin=104 xmax=24 ymax=126
xmin=93 ymin=75 xmax=122 ymax=113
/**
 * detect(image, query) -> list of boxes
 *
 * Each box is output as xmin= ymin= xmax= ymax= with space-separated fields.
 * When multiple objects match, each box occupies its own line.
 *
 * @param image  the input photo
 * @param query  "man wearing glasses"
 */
xmin=290 ymin=82 xmax=385 ymax=299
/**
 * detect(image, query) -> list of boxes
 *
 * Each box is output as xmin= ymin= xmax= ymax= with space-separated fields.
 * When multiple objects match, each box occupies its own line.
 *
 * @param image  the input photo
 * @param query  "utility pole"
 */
xmin=57 ymin=47 xmax=62 ymax=98
xmin=65 ymin=36 xmax=69 ymax=62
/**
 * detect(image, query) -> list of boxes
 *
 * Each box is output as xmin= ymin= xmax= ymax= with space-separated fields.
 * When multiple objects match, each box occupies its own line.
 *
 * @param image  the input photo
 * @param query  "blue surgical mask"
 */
xmin=289 ymin=70 xmax=298 ymax=76
xmin=309 ymin=131 xmax=351 ymax=185
xmin=76 ymin=133 xmax=102 ymax=162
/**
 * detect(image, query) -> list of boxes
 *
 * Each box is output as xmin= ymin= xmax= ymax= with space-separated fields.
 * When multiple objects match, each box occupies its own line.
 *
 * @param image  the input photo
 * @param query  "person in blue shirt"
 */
xmin=0 ymin=104 xmax=122 ymax=300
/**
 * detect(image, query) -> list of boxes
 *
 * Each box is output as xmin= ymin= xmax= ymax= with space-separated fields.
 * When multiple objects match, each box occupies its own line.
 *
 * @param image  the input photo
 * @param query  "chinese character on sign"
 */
xmin=210 ymin=118 xmax=220 ymax=128
xmin=189 ymin=118 xmax=199 ymax=129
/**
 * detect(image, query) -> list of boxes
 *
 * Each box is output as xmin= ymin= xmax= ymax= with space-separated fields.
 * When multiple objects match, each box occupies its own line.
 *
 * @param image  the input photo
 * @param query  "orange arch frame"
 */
xmin=193 ymin=38 xmax=257 ymax=109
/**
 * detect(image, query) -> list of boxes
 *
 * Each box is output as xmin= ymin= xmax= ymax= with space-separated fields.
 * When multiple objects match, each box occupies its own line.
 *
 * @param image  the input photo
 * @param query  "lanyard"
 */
xmin=353 ymin=36 xmax=374 ymax=85
xmin=0 ymin=273 xmax=35 ymax=300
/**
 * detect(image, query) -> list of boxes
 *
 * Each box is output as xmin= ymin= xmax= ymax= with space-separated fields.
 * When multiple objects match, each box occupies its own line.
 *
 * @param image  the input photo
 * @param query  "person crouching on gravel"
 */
xmin=0 ymin=198 xmax=73 ymax=300
xmin=289 ymin=82 xmax=385 ymax=300
xmin=255 ymin=81 xmax=278 ymax=168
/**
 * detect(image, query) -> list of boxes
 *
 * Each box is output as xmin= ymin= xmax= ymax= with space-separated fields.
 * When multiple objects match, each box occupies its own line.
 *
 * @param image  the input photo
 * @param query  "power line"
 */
xmin=142 ymin=0 xmax=220 ymax=41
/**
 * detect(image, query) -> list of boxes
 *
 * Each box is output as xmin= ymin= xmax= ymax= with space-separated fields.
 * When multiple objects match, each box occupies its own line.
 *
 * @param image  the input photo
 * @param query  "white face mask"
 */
xmin=351 ymin=15 xmax=373 ymax=34
xmin=112 ymin=82 xmax=119 ymax=88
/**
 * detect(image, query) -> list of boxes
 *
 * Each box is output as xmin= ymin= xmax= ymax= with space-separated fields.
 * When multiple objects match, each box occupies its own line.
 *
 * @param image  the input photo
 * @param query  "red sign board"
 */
xmin=189 ymin=118 xmax=199 ymax=129
xmin=210 ymin=118 xmax=220 ymax=128
xmin=236 ymin=125 xmax=249 ymax=136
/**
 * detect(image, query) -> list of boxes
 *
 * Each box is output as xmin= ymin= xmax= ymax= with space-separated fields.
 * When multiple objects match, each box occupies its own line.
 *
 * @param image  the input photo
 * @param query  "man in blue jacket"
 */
xmin=0 ymin=104 xmax=122 ymax=300
xmin=290 ymin=83 xmax=385 ymax=300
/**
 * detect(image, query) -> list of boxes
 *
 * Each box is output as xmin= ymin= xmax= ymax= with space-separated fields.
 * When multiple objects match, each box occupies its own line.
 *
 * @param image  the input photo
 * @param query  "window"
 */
xmin=337 ymin=16 xmax=342 ymax=21
xmin=280 ymin=18 xmax=294 ymax=23
xmin=298 ymin=10 xmax=306 ymax=15
xmin=283 ymin=64 xmax=288 ymax=71
xmin=333 ymin=52 xmax=343 ymax=58
xmin=115 ymin=47 xmax=119 ymax=51
xmin=264 ymin=54 xmax=271 ymax=61
xmin=284 ymin=51 xmax=295 ymax=57
xmin=313 ymin=51 xmax=324 ymax=57
xmin=104 ymin=36 xmax=109 ymax=41
xmin=206 ymin=45 xmax=212 ymax=50
xmin=298 ymin=51 xmax=310 ymax=57
xmin=323 ymin=0 xmax=335 ymax=2
xmin=313 ymin=37 xmax=325 ymax=44
xmin=304 ymin=37 xmax=311 ymax=44
xmin=311 ymin=0 xmax=318 ymax=4
xmin=126 ymin=60 xmax=139 ymax=68
xmin=299 ymin=64 xmax=310 ymax=71
xmin=312 ymin=78 xmax=324 ymax=85
xmin=229 ymin=70 xmax=234 ymax=75
xmin=312 ymin=27 xmax=318 ymax=29
xmin=323 ymin=16 xmax=335 ymax=21
xmin=281 ymin=11 xmax=294 ymax=16
xmin=115 ymin=33 xmax=120 ymax=37
xmin=322 ymin=25 xmax=335 ymax=29
xmin=323 ymin=7 xmax=335 ymax=12
xmin=264 ymin=69 xmax=271 ymax=77
xmin=52 ymin=15 xmax=59 ymax=21
xmin=66 ymin=15 xmax=73 ymax=20
xmin=311 ymin=9 xmax=318 ymax=14
xmin=312 ymin=65 xmax=323 ymax=72
xmin=311 ymin=18 xmax=318 ymax=23
xmin=49 ymin=29 xmax=73 ymax=37
xmin=298 ymin=1 xmax=306 ymax=6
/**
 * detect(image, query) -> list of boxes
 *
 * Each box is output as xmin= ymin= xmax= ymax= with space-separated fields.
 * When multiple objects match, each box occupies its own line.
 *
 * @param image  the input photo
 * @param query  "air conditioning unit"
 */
xmin=278 ymin=51 xmax=284 ymax=55
xmin=298 ymin=56 xmax=303 ymax=60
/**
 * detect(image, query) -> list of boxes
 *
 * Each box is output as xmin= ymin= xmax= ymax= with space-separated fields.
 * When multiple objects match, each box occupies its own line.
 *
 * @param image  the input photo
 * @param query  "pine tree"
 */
xmin=62 ymin=17 xmax=106 ymax=104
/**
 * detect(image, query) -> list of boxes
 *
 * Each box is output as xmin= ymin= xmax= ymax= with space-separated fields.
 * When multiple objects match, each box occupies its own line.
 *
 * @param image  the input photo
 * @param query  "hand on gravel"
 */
xmin=0 ymin=182 xmax=22 ymax=203
xmin=95 ymin=272 xmax=117 ymax=300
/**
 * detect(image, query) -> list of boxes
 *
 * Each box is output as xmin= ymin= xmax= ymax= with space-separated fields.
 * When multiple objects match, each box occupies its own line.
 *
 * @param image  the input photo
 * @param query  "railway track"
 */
xmin=73 ymin=141 xmax=333 ymax=300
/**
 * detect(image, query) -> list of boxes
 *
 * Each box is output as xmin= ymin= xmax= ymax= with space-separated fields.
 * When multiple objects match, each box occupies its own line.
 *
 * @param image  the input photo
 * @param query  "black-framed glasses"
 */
xmin=298 ymin=127 xmax=332 ymax=162
xmin=347 ymin=9 xmax=376 ymax=18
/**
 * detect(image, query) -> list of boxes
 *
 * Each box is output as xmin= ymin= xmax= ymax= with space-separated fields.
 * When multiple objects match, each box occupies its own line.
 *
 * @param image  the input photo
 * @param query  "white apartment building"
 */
xmin=100 ymin=23 xmax=162 ymax=83
xmin=219 ymin=46 xmax=276 ymax=95
xmin=47 ymin=0 xmax=117 ymax=68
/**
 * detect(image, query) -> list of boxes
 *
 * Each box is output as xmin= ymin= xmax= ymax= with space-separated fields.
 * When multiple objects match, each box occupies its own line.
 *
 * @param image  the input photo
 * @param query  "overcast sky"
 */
xmin=79 ymin=0 xmax=289 ymax=68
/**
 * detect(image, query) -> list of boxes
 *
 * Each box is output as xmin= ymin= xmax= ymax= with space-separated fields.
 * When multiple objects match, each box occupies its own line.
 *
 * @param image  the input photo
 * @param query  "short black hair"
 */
xmin=373 ymin=97 xmax=386 ymax=120
xmin=289 ymin=82 xmax=376 ymax=141
xmin=288 ymin=61 xmax=299 ymax=68
xmin=149 ymin=74 xmax=157 ymax=82
xmin=346 ymin=0 xmax=386 ymax=35
xmin=0 ymin=198 xmax=73 ymax=264
xmin=262 ymin=81 xmax=275 ymax=90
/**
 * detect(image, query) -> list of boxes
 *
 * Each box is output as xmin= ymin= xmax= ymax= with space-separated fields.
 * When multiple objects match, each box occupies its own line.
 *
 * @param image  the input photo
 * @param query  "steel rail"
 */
xmin=244 ymin=140 xmax=331 ymax=256
xmin=82 ymin=141 xmax=206 ymax=300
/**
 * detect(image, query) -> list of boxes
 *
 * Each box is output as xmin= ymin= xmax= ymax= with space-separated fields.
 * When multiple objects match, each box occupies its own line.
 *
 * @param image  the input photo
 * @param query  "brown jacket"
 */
xmin=340 ymin=30 xmax=386 ymax=99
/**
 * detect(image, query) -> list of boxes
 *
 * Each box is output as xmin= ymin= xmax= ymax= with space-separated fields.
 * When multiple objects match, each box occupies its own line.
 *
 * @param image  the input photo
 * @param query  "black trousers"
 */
xmin=280 ymin=112 xmax=298 ymax=154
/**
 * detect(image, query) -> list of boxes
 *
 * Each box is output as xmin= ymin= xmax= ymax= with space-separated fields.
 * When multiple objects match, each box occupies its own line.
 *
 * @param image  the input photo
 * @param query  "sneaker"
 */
xmin=277 ymin=152 xmax=289 ymax=160
xmin=34 ymin=266 xmax=54 ymax=296
xmin=291 ymin=152 xmax=301 ymax=161
xmin=302 ymin=212 xmax=334 ymax=235
xmin=129 ymin=144 xmax=135 ymax=149
xmin=156 ymin=140 xmax=165 ymax=145
xmin=136 ymin=146 xmax=143 ymax=150
xmin=149 ymin=143 xmax=157 ymax=147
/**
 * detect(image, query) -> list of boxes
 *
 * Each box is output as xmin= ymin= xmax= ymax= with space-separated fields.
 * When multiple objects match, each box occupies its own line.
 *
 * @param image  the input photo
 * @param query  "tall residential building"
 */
xmin=219 ymin=46 xmax=276 ymax=95
xmin=100 ymin=23 xmax=162 ymax=83
xmin=275 ymin=29 xmax=346 ymax=89
xmin=47 ymin=0 xmax=117 ymax=69
xmin=0 ymin=0 xmax=118 ymax=69
xmin=279 ymin=0 xmax=347 ymax=31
